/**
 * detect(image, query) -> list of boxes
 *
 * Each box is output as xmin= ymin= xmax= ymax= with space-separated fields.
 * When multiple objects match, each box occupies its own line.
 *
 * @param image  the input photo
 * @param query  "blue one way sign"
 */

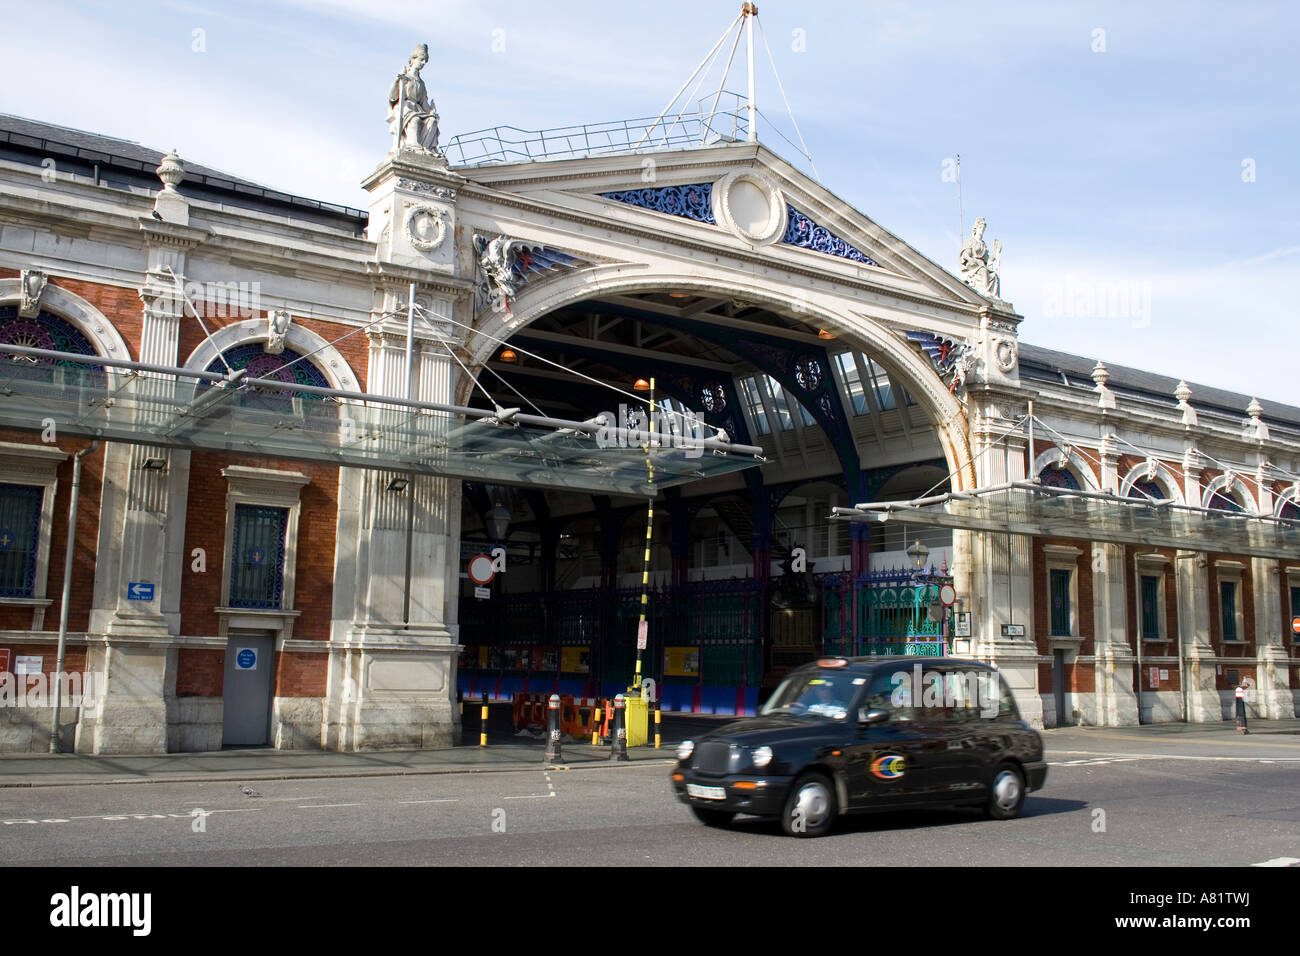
xmin=127 ymin=582 xmax=155 ymax=601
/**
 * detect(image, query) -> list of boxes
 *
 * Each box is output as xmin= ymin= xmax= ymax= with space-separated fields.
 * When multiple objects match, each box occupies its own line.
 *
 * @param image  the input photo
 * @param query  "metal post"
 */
xmin=545 ymin=693 xmax=563 ymax=764
xmin=49 ymin=440 xmax=98 ymax=753
xmin=591 ymin=704 xmax=602 ymax=747
xmin=654 ymin=702 xmax=661 ymax=749
xmin=632 ymin=378 xmax=656 ymax=690
xmin=610 ymin=693 xmax=628 ymax=761
xmin=745 ymin=3 xmax=757 ymax=143
xmin=479 ymin=691 xmax=489 ymax=747
xmin=402 ymin=282 xmax=416 ymax=625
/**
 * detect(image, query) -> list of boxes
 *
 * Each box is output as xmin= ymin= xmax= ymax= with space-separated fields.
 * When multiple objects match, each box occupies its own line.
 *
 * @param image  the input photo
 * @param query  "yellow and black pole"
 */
xmin=479 ymin=691 xmax=489 ymax=747
xmin=632 ymin=377 xmax=656 ymax=691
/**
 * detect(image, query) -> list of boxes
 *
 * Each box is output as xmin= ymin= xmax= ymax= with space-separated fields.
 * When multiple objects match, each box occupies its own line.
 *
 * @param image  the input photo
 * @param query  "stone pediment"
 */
xmin=456 ymin=142 xmax=1005 ymax=313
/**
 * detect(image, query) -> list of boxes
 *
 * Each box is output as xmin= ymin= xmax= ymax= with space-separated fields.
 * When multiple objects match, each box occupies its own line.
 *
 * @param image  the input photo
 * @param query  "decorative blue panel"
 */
xmin=601 ymin=183 xmax=716 ymax=224
xmin=782 ymin=206 xmax=878 ymax=265
xmin=0 ymin=483 xmax=43 ymax=598
xmin=205 ymin=343 xmax=330 ymax=397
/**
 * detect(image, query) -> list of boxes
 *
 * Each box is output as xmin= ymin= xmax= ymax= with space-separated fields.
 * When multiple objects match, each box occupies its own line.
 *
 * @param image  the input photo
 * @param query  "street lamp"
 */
xmin=485 ymin=505 xmax=511 ymax=542
xmin=906 ymin=539 xmax=929 ymax=571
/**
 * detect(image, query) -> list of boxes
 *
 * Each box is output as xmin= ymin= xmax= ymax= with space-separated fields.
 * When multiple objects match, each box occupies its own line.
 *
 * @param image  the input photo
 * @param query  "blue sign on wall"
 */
xmin=235 ymin=648 xmax=257 ymax=670
xmin=127 ymin=582 xmax=155 ymax=601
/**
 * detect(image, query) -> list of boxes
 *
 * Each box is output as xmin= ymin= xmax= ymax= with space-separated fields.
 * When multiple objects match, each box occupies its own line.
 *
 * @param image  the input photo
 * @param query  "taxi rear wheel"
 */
xmin=691 ymin=806 xmax=735 ymax=828
xmin=986 ymin=762 xmax=1025 ymax=820
xmin=781 ymin=772 xmax=836 ymax=838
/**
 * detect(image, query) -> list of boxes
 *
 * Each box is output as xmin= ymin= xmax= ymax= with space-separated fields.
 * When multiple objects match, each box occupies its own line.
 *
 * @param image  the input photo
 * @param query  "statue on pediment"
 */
xmin=388 ymin=43 xmax=441 ymax=155
xmin=959 ymin=217 xmax=1001 ymax=298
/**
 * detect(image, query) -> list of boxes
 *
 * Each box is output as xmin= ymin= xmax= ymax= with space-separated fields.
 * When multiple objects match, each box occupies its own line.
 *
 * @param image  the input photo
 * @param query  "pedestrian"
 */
xmin=1234 ymin=682 xmax=1248 ymax=734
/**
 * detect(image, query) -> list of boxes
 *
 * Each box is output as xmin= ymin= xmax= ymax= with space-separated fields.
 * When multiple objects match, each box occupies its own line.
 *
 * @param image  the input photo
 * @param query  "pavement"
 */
xmin=0 ymin=707 xmax=1295 ymax=789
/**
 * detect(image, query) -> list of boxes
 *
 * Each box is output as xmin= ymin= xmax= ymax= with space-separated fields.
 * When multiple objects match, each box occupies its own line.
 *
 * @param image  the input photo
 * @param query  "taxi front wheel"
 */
xmin=691 ymin=806 xmax=735 ymax=828
xmin=985 ymin=763 xmax=1025 ymax=820
xmin=782 ymin=772 xmax=836 ymax=838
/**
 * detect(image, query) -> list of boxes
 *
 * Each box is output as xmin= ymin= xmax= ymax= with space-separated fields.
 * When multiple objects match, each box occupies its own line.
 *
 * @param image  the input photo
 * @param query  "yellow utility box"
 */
xmin=625 ymin=685 xmax=650 ymax=748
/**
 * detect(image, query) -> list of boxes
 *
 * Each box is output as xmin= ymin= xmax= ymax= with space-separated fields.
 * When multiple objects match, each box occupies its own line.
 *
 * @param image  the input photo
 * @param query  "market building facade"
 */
xmin=0 ymin=45 xmax=1296 ymax=753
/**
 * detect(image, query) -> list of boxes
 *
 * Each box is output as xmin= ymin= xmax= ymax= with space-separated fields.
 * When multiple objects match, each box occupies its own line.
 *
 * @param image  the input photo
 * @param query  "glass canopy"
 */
xmin=832 ymin=482 xmax=1300 ymax=560
xmin=0 ymin=347 xmax=762 ymax=497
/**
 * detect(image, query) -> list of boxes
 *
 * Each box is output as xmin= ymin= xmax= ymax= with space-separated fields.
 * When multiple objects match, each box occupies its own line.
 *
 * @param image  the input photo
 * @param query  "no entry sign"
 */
xmin=1292 ymin=616 xmax=1300 ymax=635
xmin=468 ymin=554 xmax=495 ymax=585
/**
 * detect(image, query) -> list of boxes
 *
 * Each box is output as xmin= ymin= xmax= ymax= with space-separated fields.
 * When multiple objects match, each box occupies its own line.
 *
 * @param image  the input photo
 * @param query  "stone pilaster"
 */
xmin=965 ymin=393 xmax=1042 ymax=727
xmin=1175 ymin=550 xmax=1220 ymax=722
xmin=1091 ymin=542 xmax=1138 ymax=726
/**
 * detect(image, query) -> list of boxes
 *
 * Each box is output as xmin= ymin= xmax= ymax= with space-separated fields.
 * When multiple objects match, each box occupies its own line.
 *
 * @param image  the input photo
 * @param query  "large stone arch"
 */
xmin=1201 ymin=472 xmax=1257 ymax=513
xmin=1031 ymin=445 xmax=1101 ymax=491
xmin=1118 ymin=459 xmax=1186 ymax=504
xmin=462 ymin=264 xmax=974 ymax=492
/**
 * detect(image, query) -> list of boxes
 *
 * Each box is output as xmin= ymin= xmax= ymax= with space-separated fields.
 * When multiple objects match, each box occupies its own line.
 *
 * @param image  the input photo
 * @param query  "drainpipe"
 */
xmin=50 ymin=440 xmax=98 ymax=753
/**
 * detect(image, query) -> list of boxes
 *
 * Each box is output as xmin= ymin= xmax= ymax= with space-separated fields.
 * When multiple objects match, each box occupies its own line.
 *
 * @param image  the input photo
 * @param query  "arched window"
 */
xmin=203 ymin=343 xmax=330 ymax=409
xmin=1039 ymin=465 xmax=1081 ymax=491
xmin=1127 ymin=479 xmax=1165 ymax=501
xmin=1207 ymin=490 xmax=1242 ymax=513
xmin=0 ymin=306 xmax=105 ymax=387
xmin=1279 ymin=499 xmax=1299 ymax=522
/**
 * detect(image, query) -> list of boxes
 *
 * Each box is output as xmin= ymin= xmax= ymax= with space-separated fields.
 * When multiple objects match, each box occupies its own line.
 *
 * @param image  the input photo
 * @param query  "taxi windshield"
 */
xmin=760 ymin=672 xmax=855 ymax=720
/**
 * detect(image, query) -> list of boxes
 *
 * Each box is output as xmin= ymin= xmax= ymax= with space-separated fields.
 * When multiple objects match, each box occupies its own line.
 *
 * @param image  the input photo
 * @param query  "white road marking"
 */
xmin=504 ymin=794 xmax=553 ymax=800
xmin=398 ymin=799 xmax=458 ymax=805
xmin=296 ymin=803 xmax=361 ymax=809
xmin=1251 ymin=857 xmax=1300 ymax=867
xmin=4 ymin=808 xmax=262 ymax=825
xmin=1051 ymin=751 xmax=1300 ymax=763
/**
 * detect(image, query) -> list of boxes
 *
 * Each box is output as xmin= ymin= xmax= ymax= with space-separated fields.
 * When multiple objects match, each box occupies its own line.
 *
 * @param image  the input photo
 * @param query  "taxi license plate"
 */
xmin=686 ymin=784 xmax=726 ymax=800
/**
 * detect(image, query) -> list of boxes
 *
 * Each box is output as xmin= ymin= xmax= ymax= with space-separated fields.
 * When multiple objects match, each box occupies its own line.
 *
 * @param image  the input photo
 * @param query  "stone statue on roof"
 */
xmin=388 ymin=43 xmax=441 ymax=156
xmin=959 ymin=217 xmax=1001 ymax=298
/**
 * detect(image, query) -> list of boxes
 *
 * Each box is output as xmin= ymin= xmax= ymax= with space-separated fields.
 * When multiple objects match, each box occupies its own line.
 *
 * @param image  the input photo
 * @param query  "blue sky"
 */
xmin=4 ymin=1 xmax=1297 ymax=405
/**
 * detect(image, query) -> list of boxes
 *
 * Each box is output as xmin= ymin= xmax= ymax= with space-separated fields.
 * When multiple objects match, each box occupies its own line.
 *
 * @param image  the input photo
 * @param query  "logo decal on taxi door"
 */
xmin=871 ymin=754 xmax=906 ymax=779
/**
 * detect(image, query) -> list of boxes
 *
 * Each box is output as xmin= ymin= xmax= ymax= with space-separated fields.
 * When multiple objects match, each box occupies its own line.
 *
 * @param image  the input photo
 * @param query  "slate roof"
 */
xmin=1018 ymin=342 xmax=1300 ymax=432
xmin=0 ymin=113 xmax=367 ymax=232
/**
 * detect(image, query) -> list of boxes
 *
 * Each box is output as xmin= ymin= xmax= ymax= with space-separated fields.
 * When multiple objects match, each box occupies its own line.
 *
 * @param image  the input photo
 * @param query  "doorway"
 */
xmin=222 ymin=631 xmax=275 ymax=747
xmin=1052 ymin=649 xmax=1068 ymax=727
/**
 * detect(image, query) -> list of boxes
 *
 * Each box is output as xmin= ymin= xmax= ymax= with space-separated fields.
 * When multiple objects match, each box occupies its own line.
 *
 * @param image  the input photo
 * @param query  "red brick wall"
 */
xmin=1032 ymin=538 xmax=1093 ymax=654
xmin=179 ymin=452 xmax=339 ymax=640
xmin=175 ymin=649 xmax=224 ymax=696
xmin=0 ymin=432 xmax=104 ymax=633
xmin=0 ymin=644 xmax=85 ymax=677
xmin=275 ymin=652 xmax=327 ymax=697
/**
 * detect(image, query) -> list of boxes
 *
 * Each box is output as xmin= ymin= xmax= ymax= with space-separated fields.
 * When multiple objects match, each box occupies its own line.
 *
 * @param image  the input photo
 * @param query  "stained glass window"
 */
xmin=1050 ymin=568 xmax=1071 ymax=636
xmin=229 ymin=504 xmax=289 ymax=609
xmin=0 ymin=483 xmax=43 ymax=598
xmin=204 ymin=343 xmax=330 ymax=410
xmin=0 ymin=307 xmax=104 ymax=388
xmin=1040 ymin=466 xmax=1082 ymax=491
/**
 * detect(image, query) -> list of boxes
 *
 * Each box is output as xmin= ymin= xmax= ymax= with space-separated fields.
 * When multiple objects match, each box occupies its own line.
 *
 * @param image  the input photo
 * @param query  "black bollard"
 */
xmin=610 ymin=694 xmax=629 ymax=761
xmin=545 ymin=693 xmax=562 ymax=764
xmin=654 ymin=701 xmax=662 ymax=750
xmin=479 ymin=691 xmax=489 ymax=747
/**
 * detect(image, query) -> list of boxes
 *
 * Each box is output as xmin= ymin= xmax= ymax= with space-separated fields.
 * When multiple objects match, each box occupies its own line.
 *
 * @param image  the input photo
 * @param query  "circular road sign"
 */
xmin=939 ymin=584 xmax=957 ymax=607
xmin=468 ymin=554 xmax=496 ymax=585
xmin=1293 ymin=616 xmax=1300 ymax=635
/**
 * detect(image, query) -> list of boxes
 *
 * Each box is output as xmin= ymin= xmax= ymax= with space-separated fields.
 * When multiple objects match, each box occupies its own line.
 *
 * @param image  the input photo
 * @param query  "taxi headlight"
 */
xmin=751 ymin=745 xmax=773 ymax=768
xmin=676 ymin=740 xmax=695 ymax=762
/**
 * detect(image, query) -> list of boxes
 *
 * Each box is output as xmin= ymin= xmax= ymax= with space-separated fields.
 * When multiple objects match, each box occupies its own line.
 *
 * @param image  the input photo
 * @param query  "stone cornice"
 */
xmin=364 ymin=261 xmax=473 ymax=298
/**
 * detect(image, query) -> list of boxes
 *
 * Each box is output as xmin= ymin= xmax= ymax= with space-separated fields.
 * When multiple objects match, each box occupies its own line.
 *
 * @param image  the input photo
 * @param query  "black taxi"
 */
xmin=671 ymin=656 xmax=1047 ymax=837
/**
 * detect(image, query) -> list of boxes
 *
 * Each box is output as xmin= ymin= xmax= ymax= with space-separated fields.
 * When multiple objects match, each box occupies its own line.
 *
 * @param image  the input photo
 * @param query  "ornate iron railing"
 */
xmin=444 ymin=93 xmax=750 ymax=167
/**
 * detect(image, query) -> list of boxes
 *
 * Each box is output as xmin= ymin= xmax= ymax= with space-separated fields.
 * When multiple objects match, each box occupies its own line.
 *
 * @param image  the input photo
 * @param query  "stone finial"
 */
xmin=156 ymin=150 xmax=185 ymax=191
xmin=1174 ymin=380 xmax=1197 ymax=426
xmin=1245 ymin=397 xmax=1269 ymax=441
xmin=152 ymin=149 xmax=189 ymax=225
xmin=1092 ymin=360 xmax=1115 ymax=410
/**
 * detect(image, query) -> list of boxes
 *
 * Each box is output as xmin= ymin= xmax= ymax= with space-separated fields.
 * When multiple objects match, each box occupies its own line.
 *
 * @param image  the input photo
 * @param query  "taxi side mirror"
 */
xmin=858 ymin=708 xmax=890 ymax=726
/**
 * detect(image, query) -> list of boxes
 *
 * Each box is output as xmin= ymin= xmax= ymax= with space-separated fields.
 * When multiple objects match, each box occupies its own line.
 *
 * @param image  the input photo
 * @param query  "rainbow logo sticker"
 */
xmin=871 ymin=755 xmax=906 ymax=780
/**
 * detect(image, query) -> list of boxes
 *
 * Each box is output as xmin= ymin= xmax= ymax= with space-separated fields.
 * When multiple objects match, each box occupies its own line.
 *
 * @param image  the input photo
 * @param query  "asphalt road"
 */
xmin=1 ymin=748 xmax=1297 ymax=867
